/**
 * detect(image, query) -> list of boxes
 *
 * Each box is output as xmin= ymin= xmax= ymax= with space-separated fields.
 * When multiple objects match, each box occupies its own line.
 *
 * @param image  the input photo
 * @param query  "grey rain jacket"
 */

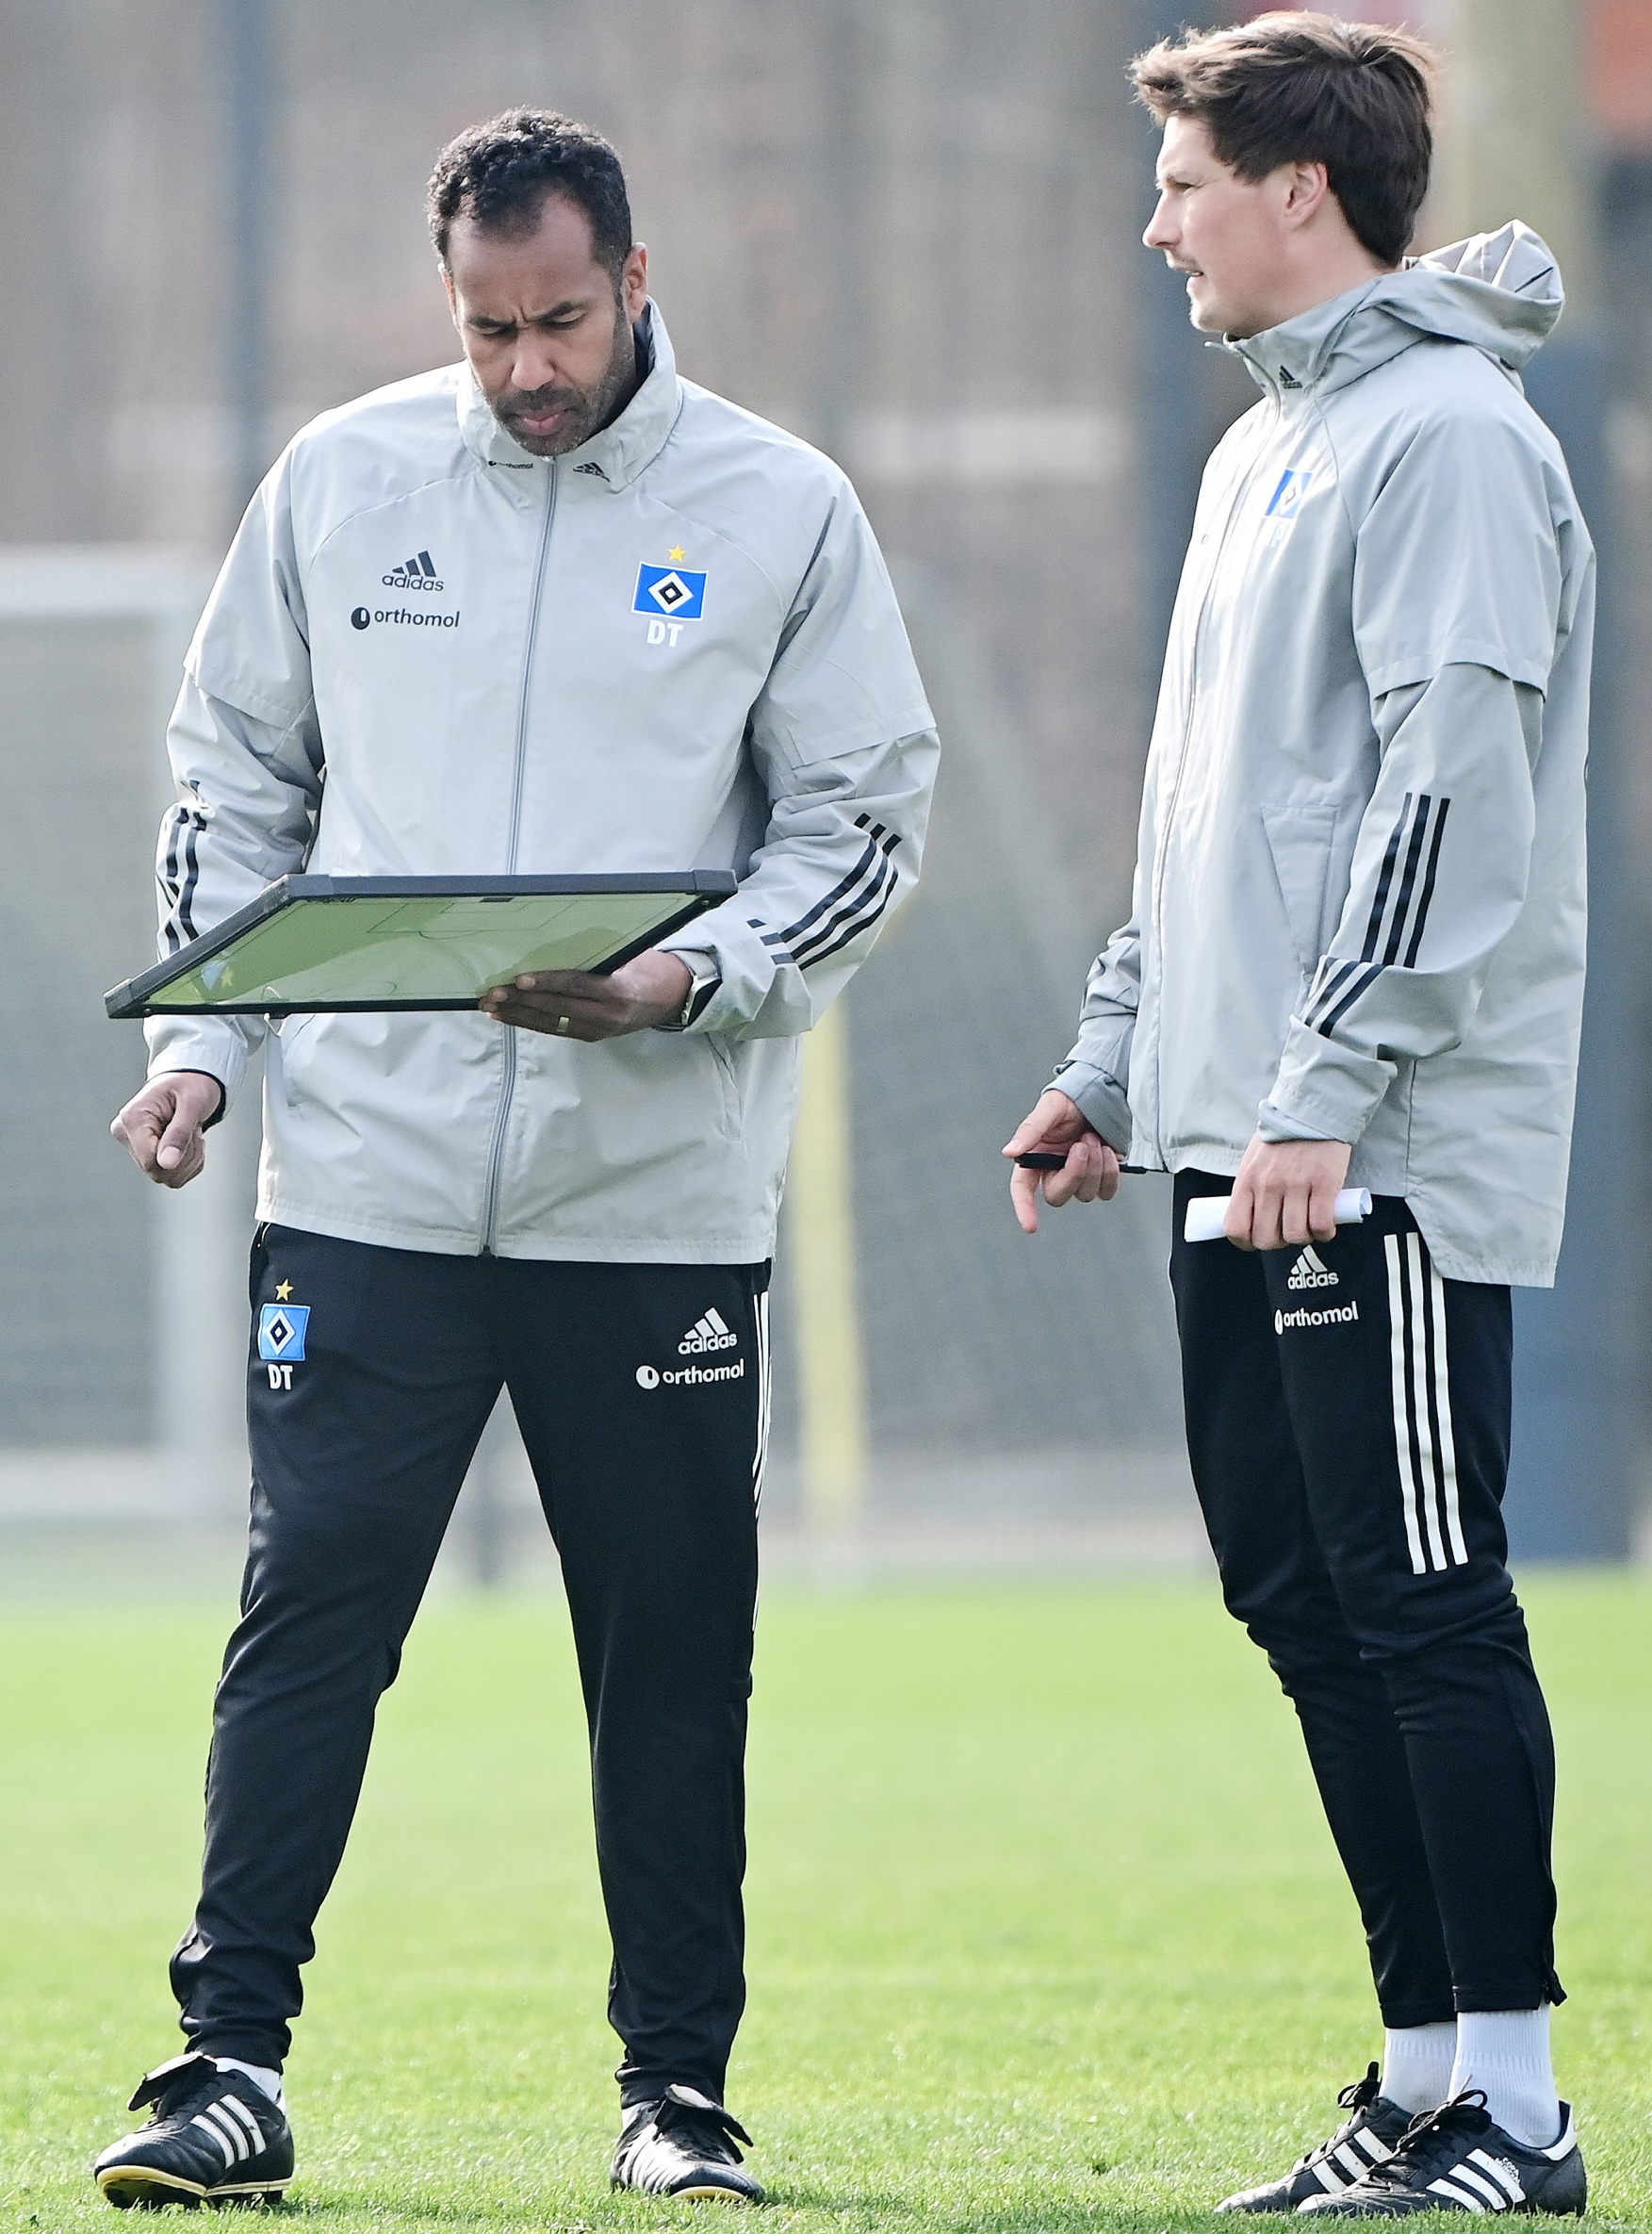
xmin=146 ymin=305 xmax=937 ymax=1261
xmin=1055 ymin=224 xmax=1594 ymax=1286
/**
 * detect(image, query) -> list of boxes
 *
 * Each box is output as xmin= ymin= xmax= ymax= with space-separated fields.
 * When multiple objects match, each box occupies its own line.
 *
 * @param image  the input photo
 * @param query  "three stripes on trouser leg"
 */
xmin=1383 ymin=1230 xmax=1466 ymax=1575
xmin=751 ymin=1289 xmax=772 ymax=1515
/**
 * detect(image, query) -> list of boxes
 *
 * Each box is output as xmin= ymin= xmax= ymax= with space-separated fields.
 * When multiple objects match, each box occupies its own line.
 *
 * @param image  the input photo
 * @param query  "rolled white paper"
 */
xmin=1184 ymin=1187 xmax=1372 ymax=1244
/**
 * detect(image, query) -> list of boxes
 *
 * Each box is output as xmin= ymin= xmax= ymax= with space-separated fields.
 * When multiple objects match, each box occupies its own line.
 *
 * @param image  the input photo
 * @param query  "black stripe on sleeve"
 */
xmin=790 ymin=822 xmax=902 ymax=961
xmin=772 ymin=816 xmax=884 ymax=946
xmin=793 ymin=873 xmax=900 ymax=970
xmin=1382 ymin=794 xmax=1433 ymax=965
xmin=790 ymin=854 xmax=896 ymax=969
xmin=176 ymin=815 xmax=204 ymax=941
xmin=1401 ymin=797 xmax=1450 ymax=968
xmin=158 ymin=810 xmax=187 ymax=952
xmin=1361 ymin=794 xmax=1414 ymax=961
xmin=159 ymin=807 xmax=207 ymax=951
xmin=160 ymin=809 xmax=184 ymax=901
xmin=1314 ymin=961 xmax=1383 ymax=1039
xmin=1304 ymin=957 xmax=1361 ymax=1031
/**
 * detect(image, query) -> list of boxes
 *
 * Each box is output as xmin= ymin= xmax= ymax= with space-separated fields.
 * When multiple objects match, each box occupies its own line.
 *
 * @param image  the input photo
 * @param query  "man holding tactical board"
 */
xmin=100 ymin=108 xmax=936 ymax=2209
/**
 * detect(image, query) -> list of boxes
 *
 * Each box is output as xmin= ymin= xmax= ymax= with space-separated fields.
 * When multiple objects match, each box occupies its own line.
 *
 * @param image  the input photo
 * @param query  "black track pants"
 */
xmin=1170 ymin=1174 xmax=1562 ymax=2023
xmin=172 ymin=1224 xmax=770 ymax=2105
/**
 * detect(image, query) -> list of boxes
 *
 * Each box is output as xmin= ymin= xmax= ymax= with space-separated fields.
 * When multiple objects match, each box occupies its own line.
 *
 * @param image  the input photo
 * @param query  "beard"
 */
xmin=491 ymin=298 xmax=639 ymax=458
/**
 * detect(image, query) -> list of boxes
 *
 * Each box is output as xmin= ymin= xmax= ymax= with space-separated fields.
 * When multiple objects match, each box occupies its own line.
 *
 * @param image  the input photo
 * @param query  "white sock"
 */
xmin=1381 ymin=2021 xmax=1457 ymax=2113
xmin=1449 ymin=2009 xmax=1560 ymax=2147
xmin=213 ymin=2058 xmax=286 ymax=2114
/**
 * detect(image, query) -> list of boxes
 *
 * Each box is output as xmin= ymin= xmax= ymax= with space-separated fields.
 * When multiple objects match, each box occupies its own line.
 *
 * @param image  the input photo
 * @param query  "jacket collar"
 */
xmin=1226 ymin=276 xmax=1395 ymax=400
xmin=456 ymin=300 xmax=682 ymax=486
xmin=1226 ymin=222 xmax=1563 ymax=402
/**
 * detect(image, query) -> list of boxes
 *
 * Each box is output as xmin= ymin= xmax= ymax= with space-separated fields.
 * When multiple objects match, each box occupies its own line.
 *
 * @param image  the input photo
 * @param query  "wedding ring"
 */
xmin=556 ymin=1014 xmax=571 ymax=1035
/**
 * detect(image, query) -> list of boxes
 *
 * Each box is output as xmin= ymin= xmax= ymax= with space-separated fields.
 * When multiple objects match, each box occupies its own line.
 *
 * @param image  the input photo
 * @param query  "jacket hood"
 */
xmin=457 ymin=299 xmax=682 ymax=487
xmin=1232 ymin=221 xmax=1563 ymax=397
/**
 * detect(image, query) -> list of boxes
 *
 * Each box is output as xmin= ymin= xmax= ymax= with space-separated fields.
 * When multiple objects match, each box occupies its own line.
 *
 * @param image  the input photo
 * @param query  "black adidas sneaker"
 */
xmin=1219 ymin=2066 xmax=1415 ymax=2213
xmin=611 ymin=2083 xmax=764 ymax=2204
xmin=1297 ymin=2091 xmax=1586 ymax=2217
xmin=92 ymin=2053 xmax=295 ymax=2210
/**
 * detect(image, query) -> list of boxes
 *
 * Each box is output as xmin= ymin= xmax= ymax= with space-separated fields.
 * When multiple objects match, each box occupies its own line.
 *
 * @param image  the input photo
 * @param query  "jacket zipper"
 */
xmin=1147 ymin=387 xmax=1284 ymax=1142
xmin=479 ymin=462 xmax=559 ymax=1254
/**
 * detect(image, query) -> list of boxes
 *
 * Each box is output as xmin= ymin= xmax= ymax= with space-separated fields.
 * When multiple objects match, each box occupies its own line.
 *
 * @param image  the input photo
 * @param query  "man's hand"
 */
xmin=110 ymin=1070 xmax=225 ymax=1189
xmin=479 ymin=948 xmax=694 ymax=1040
xmin=1225 ymin=1133 xmax=1352 ymax=1251
xmin=1003 ymin=1089 xmax=1120 ymax=1235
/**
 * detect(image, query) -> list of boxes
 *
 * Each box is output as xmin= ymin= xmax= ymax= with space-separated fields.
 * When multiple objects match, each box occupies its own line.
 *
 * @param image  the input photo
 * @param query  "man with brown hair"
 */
xmin=1006 ymin=12 xmax=1592 ymax=2217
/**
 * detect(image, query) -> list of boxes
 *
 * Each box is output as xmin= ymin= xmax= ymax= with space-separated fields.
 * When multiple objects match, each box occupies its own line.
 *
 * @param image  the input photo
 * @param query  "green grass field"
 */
xmin=2 ymin=1572 xmax=1648 ymax=2231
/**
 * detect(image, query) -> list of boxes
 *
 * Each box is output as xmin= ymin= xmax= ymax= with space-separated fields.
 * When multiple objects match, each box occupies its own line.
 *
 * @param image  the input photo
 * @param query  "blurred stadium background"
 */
xmin=1 ymin=0 xmax=1648 ymax=1588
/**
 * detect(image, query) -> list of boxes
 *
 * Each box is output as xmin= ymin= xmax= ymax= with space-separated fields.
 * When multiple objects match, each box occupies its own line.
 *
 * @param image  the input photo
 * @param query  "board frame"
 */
xmin=105 ymin=871 xmax=738 ymax=1019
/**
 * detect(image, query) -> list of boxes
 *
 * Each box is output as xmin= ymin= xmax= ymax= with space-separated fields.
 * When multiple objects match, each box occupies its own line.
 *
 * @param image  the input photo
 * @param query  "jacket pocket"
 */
xmin=270 ymin=1013 xmax=319 ymax=1111
xmin=705 ymin=1034 xmax=742 ymax=1140
xmin=1260 ymin=805 xmax=1340 ymax=977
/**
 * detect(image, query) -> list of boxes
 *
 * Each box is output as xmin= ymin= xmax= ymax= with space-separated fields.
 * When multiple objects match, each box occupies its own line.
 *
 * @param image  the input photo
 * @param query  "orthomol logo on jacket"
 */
xmin=633 ymin=549 xmax=707 ymax=647
xmin=350 ymin=603 xmax=460 ymax=632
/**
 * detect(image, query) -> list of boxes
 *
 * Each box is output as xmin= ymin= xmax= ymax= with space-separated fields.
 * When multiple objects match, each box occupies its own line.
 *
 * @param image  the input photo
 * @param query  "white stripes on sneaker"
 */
xmin=1427 ymin=2149 xmax=1528 ymax=2211
xmin=1384 ymin=1230 xmax=1467 ymax=1576
xmin=1306 ymin=2126 xmax=1395 ymax=2192
xmin=188 ymin=2094 xmax=263 ymax=2167
xmin=621 ymin=2127 xmax=695 ymax=2194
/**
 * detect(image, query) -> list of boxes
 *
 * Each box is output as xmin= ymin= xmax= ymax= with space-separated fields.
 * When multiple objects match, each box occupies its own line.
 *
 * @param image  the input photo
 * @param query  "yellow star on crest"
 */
xmin=275 ymin=1280 xmax=293 ymax=1302
xmin=667 ymin=545 xmax=687 ymax=563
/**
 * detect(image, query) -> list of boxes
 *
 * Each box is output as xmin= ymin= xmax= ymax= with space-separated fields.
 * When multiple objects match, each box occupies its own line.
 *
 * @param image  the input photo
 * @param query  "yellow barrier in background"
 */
xmin=790 ymin=1002 xmax=867 ymax=1530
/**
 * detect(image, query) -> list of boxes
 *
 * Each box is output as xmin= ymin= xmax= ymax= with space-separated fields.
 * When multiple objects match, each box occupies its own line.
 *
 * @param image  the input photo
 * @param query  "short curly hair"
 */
xmin=427 ymin=108 xmax=632 ymax=275
xmin=1131 ymin=12 xmax=1436 ymax=267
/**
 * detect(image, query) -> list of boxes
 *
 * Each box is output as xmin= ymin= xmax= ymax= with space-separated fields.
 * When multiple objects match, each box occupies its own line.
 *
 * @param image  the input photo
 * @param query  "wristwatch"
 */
xmin=660 ymin=952 xmax=721 ymax=1031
